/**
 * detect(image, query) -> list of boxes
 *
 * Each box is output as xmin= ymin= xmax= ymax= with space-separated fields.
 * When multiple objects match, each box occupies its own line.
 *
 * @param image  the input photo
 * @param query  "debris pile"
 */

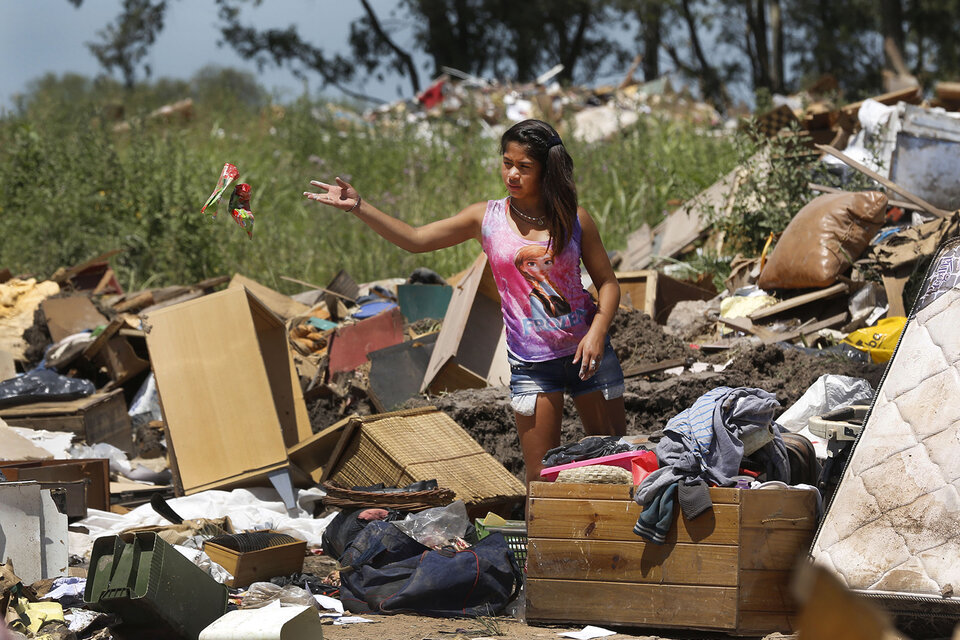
xmin=4 ymin=76 xmax=960 ymax=639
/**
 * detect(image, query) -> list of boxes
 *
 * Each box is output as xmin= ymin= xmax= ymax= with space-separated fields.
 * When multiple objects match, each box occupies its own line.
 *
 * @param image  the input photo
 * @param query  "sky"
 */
xmin=0 ymin=0 xmax=424 ymax=110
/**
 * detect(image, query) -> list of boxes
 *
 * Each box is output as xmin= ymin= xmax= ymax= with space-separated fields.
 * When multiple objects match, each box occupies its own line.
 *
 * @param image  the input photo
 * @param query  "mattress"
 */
xmin=811 ymin=235 xmax=960 ymax=614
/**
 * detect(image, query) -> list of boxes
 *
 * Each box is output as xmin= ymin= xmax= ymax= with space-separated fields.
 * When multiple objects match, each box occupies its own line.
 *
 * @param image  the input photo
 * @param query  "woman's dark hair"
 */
xmin=500 ymin=119 xmax=577 ymax=255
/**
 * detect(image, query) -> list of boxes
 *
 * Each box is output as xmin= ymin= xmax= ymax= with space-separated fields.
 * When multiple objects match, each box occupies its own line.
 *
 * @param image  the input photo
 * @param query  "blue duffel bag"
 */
xmin=338 ymin=520 xmax=521 ymax=617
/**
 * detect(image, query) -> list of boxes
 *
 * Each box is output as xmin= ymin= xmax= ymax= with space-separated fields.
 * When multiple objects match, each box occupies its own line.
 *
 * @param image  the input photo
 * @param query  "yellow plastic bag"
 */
xmin=842 ymin=317 xmax=907 ymax=363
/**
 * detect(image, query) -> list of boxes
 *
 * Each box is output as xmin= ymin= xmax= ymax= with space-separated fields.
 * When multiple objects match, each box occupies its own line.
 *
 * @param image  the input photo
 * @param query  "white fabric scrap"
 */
xmin=9 ymin=426 xmax=74 ymax=458
xmin=73 ymin=486 xmax=333 ymax=559
xmin=559 ymin=626 xmax=617 ymax=639
xmin=44 ymin=577 xmax=85 ymax=601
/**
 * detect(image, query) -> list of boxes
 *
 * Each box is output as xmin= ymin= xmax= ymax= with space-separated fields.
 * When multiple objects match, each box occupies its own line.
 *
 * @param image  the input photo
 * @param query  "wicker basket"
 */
xmin=321 ymin=480 xmax=456 ymax=512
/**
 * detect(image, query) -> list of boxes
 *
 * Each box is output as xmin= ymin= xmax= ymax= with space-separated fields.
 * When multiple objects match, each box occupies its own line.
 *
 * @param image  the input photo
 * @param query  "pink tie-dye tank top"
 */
xmin=481 ymin=197 xmax=596 ymax=362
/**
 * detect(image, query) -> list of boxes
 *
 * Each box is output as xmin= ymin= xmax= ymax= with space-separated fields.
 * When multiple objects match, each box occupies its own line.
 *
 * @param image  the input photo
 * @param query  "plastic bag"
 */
xmin=241 ymin=582 xmax=317 ymax=609
xmin=392 ymin=500 xmax=470 ymax=550
xmin=776 ymin=375 xmax=874 ymax=433
xmin=0 ymin=368 xmax=94 ymax=408
xmin=842 ymin=316 xmax=907 ymax=363
xmin=129 ymin=373 xmax=162 ymax=428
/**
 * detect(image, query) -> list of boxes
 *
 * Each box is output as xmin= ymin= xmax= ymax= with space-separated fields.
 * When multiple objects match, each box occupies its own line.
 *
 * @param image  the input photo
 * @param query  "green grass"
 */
xmin=0 ymin=72 xmax=738 ymax=294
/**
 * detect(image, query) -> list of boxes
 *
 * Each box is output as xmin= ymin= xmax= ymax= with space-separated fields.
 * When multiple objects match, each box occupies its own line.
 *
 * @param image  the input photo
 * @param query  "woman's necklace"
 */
xmin=510 ymin=198 xmax=545 ymax=226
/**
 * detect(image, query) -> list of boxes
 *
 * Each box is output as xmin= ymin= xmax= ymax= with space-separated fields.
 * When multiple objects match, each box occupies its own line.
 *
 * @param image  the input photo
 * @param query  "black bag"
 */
xmin=338 ymin=520 xmax=521 ymax=617
xmin=321 ymin=507 xmax=404 ymax=560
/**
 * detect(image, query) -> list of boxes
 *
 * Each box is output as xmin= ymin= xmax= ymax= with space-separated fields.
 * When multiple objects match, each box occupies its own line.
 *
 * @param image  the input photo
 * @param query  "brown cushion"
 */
xmin=758 ymin=191 xmax=888 ymax=289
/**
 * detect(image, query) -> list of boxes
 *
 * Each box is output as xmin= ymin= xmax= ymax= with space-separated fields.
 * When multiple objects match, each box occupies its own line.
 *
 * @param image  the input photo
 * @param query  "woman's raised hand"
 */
xmin=303 ymin=177 xmax=360 ymax=211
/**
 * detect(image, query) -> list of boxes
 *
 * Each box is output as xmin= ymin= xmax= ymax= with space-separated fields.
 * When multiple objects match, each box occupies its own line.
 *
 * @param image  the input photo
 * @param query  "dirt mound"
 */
xmin=608 ymin=308 xmax=695 ymax=370
xmin=310 ymin=308 xmax=886 ymax=481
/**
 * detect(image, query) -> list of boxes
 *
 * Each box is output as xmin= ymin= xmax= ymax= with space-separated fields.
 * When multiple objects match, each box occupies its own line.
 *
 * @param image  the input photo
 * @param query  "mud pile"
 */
xmin=391 ymin=309 xmax=886 ymax=479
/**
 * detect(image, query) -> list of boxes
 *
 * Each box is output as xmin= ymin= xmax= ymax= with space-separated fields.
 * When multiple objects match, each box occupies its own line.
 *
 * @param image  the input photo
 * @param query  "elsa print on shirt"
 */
xmin=514 ymin=244 xmax=572 ymax=326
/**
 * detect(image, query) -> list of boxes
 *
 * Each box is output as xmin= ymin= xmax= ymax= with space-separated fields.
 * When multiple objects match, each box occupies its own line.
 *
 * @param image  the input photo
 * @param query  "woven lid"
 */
xmin=555 ymin=464 xmax=634 ymax=484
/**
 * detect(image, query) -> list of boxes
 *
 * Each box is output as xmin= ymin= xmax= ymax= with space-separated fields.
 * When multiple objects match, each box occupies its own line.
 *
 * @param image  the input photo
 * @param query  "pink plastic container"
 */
xmin=540 ymin=450 xmax=658 ymax=485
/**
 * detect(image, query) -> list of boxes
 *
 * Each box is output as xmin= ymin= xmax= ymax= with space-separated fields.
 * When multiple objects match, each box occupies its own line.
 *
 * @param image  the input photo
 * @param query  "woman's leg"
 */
xmin=514 ymin=391 xmax=564 ymax=485
xmin=574 ymin=391 xmax=627 ymax=437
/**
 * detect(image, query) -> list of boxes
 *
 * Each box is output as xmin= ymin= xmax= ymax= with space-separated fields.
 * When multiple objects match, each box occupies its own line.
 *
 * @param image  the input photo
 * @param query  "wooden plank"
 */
xmin=0 ymin=349 xmax=15 ymax=382
xmin=936 ymin=81 xmax=960 ymax=102
xmin=426 ymin=359 xmax=487 ymax=394
xmin=747 ymin=282 xmax=848 ymax=321
xmin=840 ymin=86 xmax=922 ymax=116
xmin=808 ymin=183 xmax=918 ymax=212
xmin=735 ymin=610 xmax=798 ymax=635
xmin=718 ymin=316 xmax=779 ymax=342
xmin=623 ymin=357 xmax=688 ymax=379
xmin=882 ymin=271 xmax=909 ymax=317
xmin=287 ymin=416 xmax=352 ymax=483
xmin=143 ymin=288 xmax=292 ymax=492
xmin=740 ymin=489 xmax=818 ymax=529
xmin=739 ymin=527 xmax=816 ymax=571
xmin=765 ymin=311 xmax=849 ymax=345
xmin=41 ymin=296 xmax=108 ymax=343
xmin=738 ymin=570 xmax=797 ymax=612
xmin=527 ymin=497 xmax=741 ymax=545
xmin=0 ymin=390 xmax=132 ymax=452
xmin=81 ymin=318 xmax=123 ymax=359
xmin=525 ymin=579 xmax=738 ymax=630
xmin=528 ymin=482 xmax=740 ymax=504
xmin=527 ymin=538 xmax=739 ymax=586
xmin=229 ymin=274 xmax=309 ymax=320
xmin=529 ymin=481 xmax=632 ymax=500
xmin=816 ymin=144 xmax=951 ymax=218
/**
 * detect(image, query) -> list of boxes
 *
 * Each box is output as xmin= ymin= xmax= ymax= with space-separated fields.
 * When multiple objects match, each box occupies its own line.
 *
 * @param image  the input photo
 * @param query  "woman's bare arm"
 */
xmin=304 ymin=177 xmax=484 ymax=253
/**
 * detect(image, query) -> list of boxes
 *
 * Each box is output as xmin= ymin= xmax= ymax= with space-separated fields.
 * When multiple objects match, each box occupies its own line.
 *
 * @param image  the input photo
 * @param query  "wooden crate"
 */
xmin=525 ymin=482 xmax=817 ymax=635
xmin=0 ymin=390 xmax=132 ymax=453
xmin=612 ymin=270 xmax=715 ymax=324
xmin=203 ymin=534 xmax=306 ymax=588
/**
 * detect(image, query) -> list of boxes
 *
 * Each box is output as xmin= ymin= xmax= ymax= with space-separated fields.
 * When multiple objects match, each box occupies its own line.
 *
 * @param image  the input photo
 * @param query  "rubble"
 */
xmin=5 ymin=75 xmax=960 ymax=640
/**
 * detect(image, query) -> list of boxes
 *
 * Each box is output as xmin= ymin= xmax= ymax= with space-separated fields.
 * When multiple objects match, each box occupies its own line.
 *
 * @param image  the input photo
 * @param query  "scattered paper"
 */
xmin=335 ymin=615 xmax=375 ymax=625
xmin=314 ymin=594 xmax=344 ymax=614
xmin=559 ymin=626 xmax=616 ymax=639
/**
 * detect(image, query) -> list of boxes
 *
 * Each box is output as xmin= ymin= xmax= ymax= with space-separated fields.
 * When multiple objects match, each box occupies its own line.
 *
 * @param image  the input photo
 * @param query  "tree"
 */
xmin=71 ymin=0 xmax=168 ymax=90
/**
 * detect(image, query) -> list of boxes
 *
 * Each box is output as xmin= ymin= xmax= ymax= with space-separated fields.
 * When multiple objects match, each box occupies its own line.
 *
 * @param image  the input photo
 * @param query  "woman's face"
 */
xmin=501 ymin=141 xmax=542 ymax=201
xmin=521 ymin=252 xmax=554 ymax=281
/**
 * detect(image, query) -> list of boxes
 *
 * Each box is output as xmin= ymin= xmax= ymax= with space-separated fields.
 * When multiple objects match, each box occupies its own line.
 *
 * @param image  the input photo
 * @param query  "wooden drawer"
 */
xmin=525 ymin=482 xmax=817 ymax=635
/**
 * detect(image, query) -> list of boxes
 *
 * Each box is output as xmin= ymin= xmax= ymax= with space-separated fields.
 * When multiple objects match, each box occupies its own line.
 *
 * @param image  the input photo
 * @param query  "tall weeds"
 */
xmin=0 ymin=73 xmax=737 ymax=293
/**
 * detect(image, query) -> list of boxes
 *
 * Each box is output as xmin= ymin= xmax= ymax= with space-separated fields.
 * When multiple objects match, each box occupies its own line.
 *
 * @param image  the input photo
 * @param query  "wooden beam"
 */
xmin=622 ymin=357 xmax=690 ymax=379
xmin=748 ymin=283 xmax=848 ymax=321
xmin=718 ymin=316 xmax=779 ymax=342
xmin=839 ymin=86 xmax=922 ymax=116
xmin=808 ymin=183 xmax=916 ymax=212
xmin=816 ymin=144 xmax=951 ymax=218
xmin=279 ymin=275 xmax=356 ymax=302
xmin=765 ymin=312 xmax=849 ymax=345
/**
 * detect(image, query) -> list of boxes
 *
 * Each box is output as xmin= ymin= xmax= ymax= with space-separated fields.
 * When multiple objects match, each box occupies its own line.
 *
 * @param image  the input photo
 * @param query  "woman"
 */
xmin=304 ymin=119 xmax=626 ymax=484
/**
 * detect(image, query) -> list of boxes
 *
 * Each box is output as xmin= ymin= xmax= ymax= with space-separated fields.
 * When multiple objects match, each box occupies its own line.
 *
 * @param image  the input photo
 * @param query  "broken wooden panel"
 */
xmin=611 ymin=270 xmax=716 ymax=324
xmin=41 ymin=296 xmax=108 ymax=343
xmin=327 ymin=306 xmax=405 ymax=374
xmin=0 ymin=390 xmax=132 ymax=453
xmin=621 ymin=166 xmax=742 ymax=270
xmin=367 ymin=332 xmax=439 ymax=412
xmin=396 ymin=283 xmax=452 ymax=323
xmin=229 ymin=274 xmax=309 ymax=321
xmin=143 ymin=287 xmax=309 ymax=494
xmin=421 ymin=253 xmax=509 ymax=394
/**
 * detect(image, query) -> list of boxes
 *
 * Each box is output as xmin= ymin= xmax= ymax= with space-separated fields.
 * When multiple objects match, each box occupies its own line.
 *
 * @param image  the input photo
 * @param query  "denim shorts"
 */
xmin=508 ymin=340 xmax=625 ymax=415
